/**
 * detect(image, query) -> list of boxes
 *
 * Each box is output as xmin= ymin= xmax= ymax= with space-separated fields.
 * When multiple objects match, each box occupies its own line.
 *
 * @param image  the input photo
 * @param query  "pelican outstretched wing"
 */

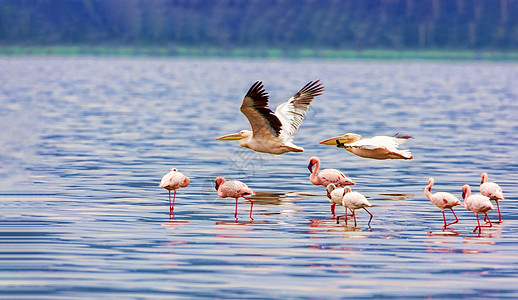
xmin=240 ymin=81 xmax=283 ymax=140
xmin=275 ymin=80 xmax=324 ymax=143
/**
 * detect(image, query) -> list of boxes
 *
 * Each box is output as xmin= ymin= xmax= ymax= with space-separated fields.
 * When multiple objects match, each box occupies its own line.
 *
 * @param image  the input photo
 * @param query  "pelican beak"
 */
xmin=319 ymin=136 xmax=348 ymax=145
xmin=216 ymin=132 xmax=245 ymax=140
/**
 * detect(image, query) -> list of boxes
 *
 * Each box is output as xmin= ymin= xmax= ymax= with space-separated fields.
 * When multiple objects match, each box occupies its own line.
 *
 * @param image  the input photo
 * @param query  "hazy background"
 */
xmin=1 ymin=0 xmax=517 ymax=51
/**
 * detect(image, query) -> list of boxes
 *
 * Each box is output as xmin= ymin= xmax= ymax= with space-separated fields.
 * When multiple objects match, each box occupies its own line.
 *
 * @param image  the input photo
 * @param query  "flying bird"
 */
xmin=308 ymin=156 xmax=356 ymax=217
xmin=216 ymin=80 xmax=324 ymax=154
xmin=341 ymin=186 xmax=373 ymax=227
xmin=479 ymin=173 xmax=504 ymax=222
xmin=424 ymin=177 xmax=462 ymax=229
xmin=215 ymin=177 xmax=255 ymax=221
xmin=462 ymin=184 xmax=494 ymax=234
xmin=159 ymin=168 xmax=190 ymax=219
xmin=320 ymin=133 xmax=413 ymax=160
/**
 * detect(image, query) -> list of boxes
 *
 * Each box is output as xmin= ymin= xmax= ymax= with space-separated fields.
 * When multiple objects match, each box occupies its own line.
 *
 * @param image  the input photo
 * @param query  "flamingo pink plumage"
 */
xmin=341 ymin=186 xmax=373 ymax=227
xmin=462 ymin=184 xmax=494 ymax=234
xmin=215 ymin=177 xmax=255 ymax=221
xmin=159 ymin=168 xmax=190 ymax=219
xmin=308 ymin=156 xmax=356 ymax=217
xmin=480 ymin=173 xmax=504 ymax=222
xmin=424 ymin=177 xmax=462 ymax=229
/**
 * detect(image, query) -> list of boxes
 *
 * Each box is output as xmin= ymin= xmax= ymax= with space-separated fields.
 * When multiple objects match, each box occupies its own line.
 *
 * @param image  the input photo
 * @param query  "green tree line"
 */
xmin=1 ymin=0 xmax=517 ymax=49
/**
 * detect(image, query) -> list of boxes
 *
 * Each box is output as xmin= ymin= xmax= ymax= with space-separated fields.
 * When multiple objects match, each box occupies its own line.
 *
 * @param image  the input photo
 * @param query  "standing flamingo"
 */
xmin=424 ymin=177 xmax=462 ymax=229
xmin=159 ymin=168 xmax=190 ymax=219
xmin=462 ymin=184 xmax=494 ymax=234
xmin=480 ymin=173 xmax=504 ymax=222
xmin=341 ymin=186 xmax=373 ymax=227
xmin=308 ymin=157 xmax=356 ymax=217
xmin=215 ymin=177 xmax=255 ymax=221
xmin=326 ymin=183 xmax=349 ymax=219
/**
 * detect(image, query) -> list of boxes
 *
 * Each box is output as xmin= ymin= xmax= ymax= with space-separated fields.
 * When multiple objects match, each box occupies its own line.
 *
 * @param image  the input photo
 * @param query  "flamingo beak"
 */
xmin=215 ymin=183 xmax=220 ymax=191
xmin=462 ymin=191 xmax=466 ymax=200
xmin=347 ymin=178 xmax=356 ymax=185
xmin=319 ymin=136 xmax=348 ymax=146
xmin=326 ymin=190 xmax=331 ymax=199
xmin=216 ymin=132 xmax=245 ymax=140
xmin=307 ymin=162 xmax=313 ymax=172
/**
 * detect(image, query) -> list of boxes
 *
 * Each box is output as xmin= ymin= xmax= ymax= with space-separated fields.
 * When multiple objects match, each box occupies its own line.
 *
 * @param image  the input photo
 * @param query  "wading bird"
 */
xmin=319 ymin=133 xmax=413 ymax=160
xmin=216 ymin=80 xmax=324 ymax=154
xmin=215 ymin=177 xmax=255 ymax=221
xmin=159 ymin=168 xmax=190 ymax=219
xmin=308 ymin=157 xmax=356 ymax=217
xmin=341 ymin=186 xmax=373 ymax=227
xmin=326 ymin=183 xmax=348 ymax=219
xmin=480 ymin=173 xmax=504 ymax=222
xmin=462 ymin=184 xmax=494 ymax=234
xmin=424 ymin=178 xmax=462 ymax=229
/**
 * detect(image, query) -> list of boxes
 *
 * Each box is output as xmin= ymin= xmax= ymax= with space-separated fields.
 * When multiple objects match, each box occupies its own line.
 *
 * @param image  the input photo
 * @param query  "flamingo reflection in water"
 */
xmin=159 ymin=168 xmax=190 ymax=219
xmin=215 ymin=177 xmax=255 ymax=222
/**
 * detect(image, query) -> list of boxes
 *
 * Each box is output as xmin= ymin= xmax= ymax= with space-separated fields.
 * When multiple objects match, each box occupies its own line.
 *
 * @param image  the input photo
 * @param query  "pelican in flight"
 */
xmin=320 ymin=133 xmax=413 ymax=160
xmin=216 ymin=80 xmax=324 ymax=154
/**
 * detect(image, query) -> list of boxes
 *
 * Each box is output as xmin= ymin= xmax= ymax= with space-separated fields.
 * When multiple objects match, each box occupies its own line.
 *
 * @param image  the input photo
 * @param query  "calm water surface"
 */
xmin=1 ymin=57 xmax=518 ymax=298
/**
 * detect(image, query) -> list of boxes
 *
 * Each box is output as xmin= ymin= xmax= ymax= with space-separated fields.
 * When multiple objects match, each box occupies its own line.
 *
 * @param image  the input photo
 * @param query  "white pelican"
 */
xmin=320 ymin=133 xmax=413 ymax=160
xmin=217 ymin=80 xmax=324 ymax=154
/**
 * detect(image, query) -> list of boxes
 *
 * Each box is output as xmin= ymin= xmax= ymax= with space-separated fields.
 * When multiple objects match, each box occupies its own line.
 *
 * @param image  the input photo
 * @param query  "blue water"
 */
xmin=1 ymin=57 xmax=518 ymax=298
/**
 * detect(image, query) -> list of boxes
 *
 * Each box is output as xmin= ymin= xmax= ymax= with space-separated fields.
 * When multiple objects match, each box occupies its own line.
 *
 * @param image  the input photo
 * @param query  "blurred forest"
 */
xmin=1 ymin=0 xmax=517 ymax=50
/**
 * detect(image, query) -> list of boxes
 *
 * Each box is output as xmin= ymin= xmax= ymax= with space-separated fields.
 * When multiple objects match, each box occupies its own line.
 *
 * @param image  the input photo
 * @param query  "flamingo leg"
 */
xmin=336 ymin=207 xmax=347 ymax=224
xmin=445 ymin=209 xmax=459 ymax=228
xmin=331 ymin=203 xmax=336 ymax=218
xmin=364 ymin=208 xmax=373 ymax=226
xmin=483 ymin=213 xmax=493 ymax=228
xmin=234 ymin=198 xmax=239 ymax=221
xmin=169 ymin=190 xmax=177 ymax=219
xmin=473 ymin=213 xmax=482 ymax=234
xmin=441 ymin=210 xmax=447 ymax=228
xmin=352 ymin=210 xmax=357 ymax=227
xmin=243 ymin=196 xmax=254 ymax=220
xmin=495 ymin=200 xmax=502 ymax=222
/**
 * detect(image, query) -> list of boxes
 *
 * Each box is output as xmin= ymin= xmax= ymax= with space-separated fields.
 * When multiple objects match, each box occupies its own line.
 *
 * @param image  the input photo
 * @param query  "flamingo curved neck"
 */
xmin=309 ymin=160 xmax=321 ymax=184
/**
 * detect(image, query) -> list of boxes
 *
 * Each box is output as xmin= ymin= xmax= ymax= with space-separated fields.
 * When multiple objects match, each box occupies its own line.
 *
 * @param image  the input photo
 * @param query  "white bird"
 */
xmin=462 ymin=184 xmax=494 ymax=234
xmin=424 ymin=177 xmax=462 ymax=229
xmin=479 ymin=172 xmax=504 ymax=222
xmin=326 ymin=183 xmax=348 ymax=219
xmin=216 ymin=80 xmax=324 ymax=154
xmin=159 ymin=168 xmax=190 ymax=219
xmin=341 ymin=186 xmax=373 ymax=227
xmin=320 ymin=133 xmax=413 ymax=160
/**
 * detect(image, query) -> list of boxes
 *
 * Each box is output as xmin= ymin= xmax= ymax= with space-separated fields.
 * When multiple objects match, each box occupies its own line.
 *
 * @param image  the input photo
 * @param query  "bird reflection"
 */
xmin=377 ymin=193 xmax=415 ymax=201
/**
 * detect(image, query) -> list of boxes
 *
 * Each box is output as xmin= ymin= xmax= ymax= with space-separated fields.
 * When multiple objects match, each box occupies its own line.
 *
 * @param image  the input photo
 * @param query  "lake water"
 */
xmin=1 ymin=57 xmax=518 ymax=298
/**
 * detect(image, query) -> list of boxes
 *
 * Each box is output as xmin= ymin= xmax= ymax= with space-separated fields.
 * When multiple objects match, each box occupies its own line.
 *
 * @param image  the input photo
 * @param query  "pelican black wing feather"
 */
xmin=241 ymin=81 xmax=283 ymax=137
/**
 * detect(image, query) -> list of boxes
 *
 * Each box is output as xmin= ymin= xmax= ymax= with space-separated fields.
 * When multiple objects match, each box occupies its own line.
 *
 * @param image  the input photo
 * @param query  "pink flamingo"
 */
xmin=480 ymin=173 xmax=504 ymax=222
xmin=308 ymin=156 xmax=356 ymax=217
xmin=159 ymin=168 xmax=190 ymax=219
xmin=424 ymin=177 xmax=462 ymax=229
xmin=462 ymin=184 xmax=494 ymax=234
xmin=341 ymin=186 xmax=373 ymax=227
xmin=215 ymin=177 xmax=255 ymax=221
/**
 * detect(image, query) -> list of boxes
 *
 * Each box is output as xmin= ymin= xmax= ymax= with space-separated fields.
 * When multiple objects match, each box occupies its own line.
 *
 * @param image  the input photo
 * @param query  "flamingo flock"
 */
xmin=158 ymin=80 xmax=506 ymax=235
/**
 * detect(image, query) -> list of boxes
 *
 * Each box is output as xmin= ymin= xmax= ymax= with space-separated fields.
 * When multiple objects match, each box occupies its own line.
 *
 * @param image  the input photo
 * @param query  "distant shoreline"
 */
xmin=1 ymin=46 xmax=518 ymax=61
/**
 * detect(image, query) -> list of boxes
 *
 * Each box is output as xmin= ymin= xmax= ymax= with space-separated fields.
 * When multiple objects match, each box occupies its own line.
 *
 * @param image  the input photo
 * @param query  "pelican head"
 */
xmin=216 ymin=130 xmax=252 ymax=141
xmin=319 ymin=133 xmax=362 ymax=146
